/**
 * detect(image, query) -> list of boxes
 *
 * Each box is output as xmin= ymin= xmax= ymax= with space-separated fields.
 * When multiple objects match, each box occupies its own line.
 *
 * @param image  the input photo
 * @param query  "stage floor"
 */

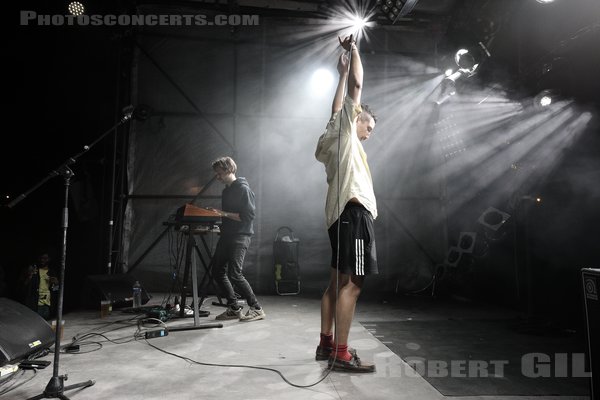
xmin=3 ymin=293 xmax=591 ymax=400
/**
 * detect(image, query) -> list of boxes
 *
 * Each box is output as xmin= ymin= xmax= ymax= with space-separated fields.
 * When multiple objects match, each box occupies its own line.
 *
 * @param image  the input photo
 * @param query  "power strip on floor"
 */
xmin=145 ymin=328 xmax=168 ymax=339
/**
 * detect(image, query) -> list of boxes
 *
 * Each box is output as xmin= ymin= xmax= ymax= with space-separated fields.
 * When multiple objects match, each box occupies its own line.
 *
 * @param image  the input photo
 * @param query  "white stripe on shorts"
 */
xmin=355 ymin=239 xmax=364 ymax=275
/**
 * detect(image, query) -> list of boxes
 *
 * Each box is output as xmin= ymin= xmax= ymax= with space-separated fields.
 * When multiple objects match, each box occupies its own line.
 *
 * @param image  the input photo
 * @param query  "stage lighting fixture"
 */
xmin=454 ymin=48 xmax=482 ymax=77
xmin=435 ymin=45 xmax=488 ymax=105
xmin=455 ymin=49 xmax=476 ymax=71
xmin=453 ymin=43 xmax=490 ymax=77
xmin=458 ymin=232 xmax=477 ymax=254
xmin=540 ymin=95 xmax=552 ymax=106
xmin=435 ymin=77 xmax=457 ymax=105
xmin=445 ymin=70 xmax=463 ymax=84
xmin=68 ymin=2 xmax=85 ymax=15
xmin=444 ymin=246 xmax=462 ymax=268
xmin=477 ymin=207 xmax=510 ymax=231
xmin=536 ymin=0 xmax=555 ymax=4
xmin=533 ymin=89 xmax=560 ymax=108
xmin=376 ymin=0 xmax=419 ymax=24
xmin=435 ymin=68 xmax=463 ymax=105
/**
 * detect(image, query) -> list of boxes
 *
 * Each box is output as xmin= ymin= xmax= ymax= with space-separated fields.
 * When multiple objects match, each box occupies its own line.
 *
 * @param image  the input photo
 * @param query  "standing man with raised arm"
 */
xmin=314 ymin=35 xmax=379 ymax=372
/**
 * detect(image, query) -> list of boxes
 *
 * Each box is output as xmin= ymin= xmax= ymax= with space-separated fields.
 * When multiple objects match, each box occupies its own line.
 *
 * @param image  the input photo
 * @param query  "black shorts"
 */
xmin=328 ymin=202 xmax=378 ymax=276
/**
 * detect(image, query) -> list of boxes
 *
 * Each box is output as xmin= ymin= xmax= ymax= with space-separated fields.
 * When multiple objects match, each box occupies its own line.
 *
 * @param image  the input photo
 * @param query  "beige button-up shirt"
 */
xmin=315 ymin=96 xmax=377 ymax=228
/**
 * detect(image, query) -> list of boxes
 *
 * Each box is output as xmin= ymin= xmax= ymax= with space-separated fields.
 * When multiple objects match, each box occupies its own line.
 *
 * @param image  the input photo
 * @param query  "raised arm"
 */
xmin=332 ymin=53 xmax=349 ymax=115
xmin=339 ymin=35 xmax=363 ymax=106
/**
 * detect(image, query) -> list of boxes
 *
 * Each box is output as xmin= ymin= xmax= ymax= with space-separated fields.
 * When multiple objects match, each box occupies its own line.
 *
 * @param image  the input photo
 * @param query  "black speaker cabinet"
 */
xmin=0 ymin=298 xmax=55 ymax=367
xmin=84 ymin=274 xmax=151 ymax=309
xmin=582 ymin=268 xmax=600 ymax=400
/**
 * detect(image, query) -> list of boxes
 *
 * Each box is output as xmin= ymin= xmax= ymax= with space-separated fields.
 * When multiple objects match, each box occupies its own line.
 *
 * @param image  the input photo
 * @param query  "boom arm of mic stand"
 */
xmin=7 ymin=111 xmax=134 ymax=209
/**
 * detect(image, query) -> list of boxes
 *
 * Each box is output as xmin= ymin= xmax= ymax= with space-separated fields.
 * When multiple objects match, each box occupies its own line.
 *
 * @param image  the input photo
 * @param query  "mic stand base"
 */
xmin=27 ymin=375 xmax=96 ymax=400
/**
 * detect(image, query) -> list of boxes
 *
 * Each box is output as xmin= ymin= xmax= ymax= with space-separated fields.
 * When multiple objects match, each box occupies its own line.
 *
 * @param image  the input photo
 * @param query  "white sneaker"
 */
xmin=215 ymin=307 xmax=243 ymax=320
xmin=239 ymin=307 xmax=265 ymax=322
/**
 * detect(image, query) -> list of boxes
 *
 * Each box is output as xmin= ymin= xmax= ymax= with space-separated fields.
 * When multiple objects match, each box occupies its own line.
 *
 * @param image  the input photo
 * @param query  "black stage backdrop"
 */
xmin=4 ymin=1 xmax=599 ymax=322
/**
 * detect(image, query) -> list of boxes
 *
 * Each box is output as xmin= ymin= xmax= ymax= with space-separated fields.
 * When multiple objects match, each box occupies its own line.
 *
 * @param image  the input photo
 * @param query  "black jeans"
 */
xmin=38 ymin=304 xmax=51 ymax=320
xmin=212 ymin=234 xmax=258 ymax=308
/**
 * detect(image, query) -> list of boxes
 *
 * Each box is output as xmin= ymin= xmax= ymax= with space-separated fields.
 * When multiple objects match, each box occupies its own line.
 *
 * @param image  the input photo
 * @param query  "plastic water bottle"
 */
xmin=132 ymin=281 xmax=142 ymax=309
xmin=107 ymin=292 xmax=113 ymax=315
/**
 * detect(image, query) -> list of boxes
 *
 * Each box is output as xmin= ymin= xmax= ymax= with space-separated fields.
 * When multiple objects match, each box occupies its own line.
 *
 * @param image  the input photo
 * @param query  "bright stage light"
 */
xmin=351 ymin=15 xmax=368 ymax=31
xmin=536 ymin=0 xmax=555 ymax=4
xmin=68 ymin=2 xmax=85 ymax=15
xmin=339 ymin=13 xmax=373 ymax=39
xmin=540 ymin=95 xmax=552 ymax=107
xmin=310 ymin=68 xmax=334 ymax=97
xmin=328 ymin=2 xmax=376 ymax=41
xmin=534 ymin=89 xmax=559 ymax=109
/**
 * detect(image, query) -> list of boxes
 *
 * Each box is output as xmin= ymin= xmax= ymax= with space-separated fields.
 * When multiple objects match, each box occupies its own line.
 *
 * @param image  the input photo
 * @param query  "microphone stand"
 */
xmin=9 ymin=106 xmax=136 ymax=400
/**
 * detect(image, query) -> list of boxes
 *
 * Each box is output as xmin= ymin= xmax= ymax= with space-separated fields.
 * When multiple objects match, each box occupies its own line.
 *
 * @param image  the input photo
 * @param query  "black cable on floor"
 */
xmin=143 ymin=339 xmax=332 ymax=389
xmin=0 ymin=368 xmax=37 ymax=396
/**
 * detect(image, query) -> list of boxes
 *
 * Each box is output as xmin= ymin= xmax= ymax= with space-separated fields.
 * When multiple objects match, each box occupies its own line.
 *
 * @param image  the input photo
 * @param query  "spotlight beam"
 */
xmin=344 ymin=14 xmax=372 ymax=41
xmin=327 ymin=2 xmax=377 ymax=43
xmin=351 ymin=15 xmax=367 ymax=31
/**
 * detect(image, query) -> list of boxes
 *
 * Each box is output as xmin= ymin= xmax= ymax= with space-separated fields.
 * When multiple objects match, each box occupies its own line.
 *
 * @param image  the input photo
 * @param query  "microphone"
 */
xmin=121 ymin=105 xmax=135 ymax=122
xmin=120 ymin=104 xmax=153 ymax=122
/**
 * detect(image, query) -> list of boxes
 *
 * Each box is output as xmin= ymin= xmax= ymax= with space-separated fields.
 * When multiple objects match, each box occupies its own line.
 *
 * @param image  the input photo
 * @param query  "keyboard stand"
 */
xmin=169 ymin=226 xmax=222 ymax=332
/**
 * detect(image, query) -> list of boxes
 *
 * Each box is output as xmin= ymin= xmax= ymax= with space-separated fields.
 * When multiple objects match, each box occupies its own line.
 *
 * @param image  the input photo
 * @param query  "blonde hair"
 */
xmin=211 ymin=156 xmax=237 ymax=174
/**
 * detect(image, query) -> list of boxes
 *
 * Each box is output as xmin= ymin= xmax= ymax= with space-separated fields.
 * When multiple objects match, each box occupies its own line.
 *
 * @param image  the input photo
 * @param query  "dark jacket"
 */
xmin=221 ymin=177 xmax=255 ymax=236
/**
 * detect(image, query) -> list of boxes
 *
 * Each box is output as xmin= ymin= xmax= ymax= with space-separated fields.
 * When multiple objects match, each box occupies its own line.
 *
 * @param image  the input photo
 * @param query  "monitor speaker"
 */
xmin=581 ymin=268 xmax=600 ymax=400
xmin=0 ymin=297 xmax=55 ymax=367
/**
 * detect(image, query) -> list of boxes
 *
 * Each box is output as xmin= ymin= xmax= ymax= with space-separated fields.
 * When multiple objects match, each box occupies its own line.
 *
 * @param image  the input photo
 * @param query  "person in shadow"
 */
xmin=17 ymin=248 xmax=59 ymax=320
